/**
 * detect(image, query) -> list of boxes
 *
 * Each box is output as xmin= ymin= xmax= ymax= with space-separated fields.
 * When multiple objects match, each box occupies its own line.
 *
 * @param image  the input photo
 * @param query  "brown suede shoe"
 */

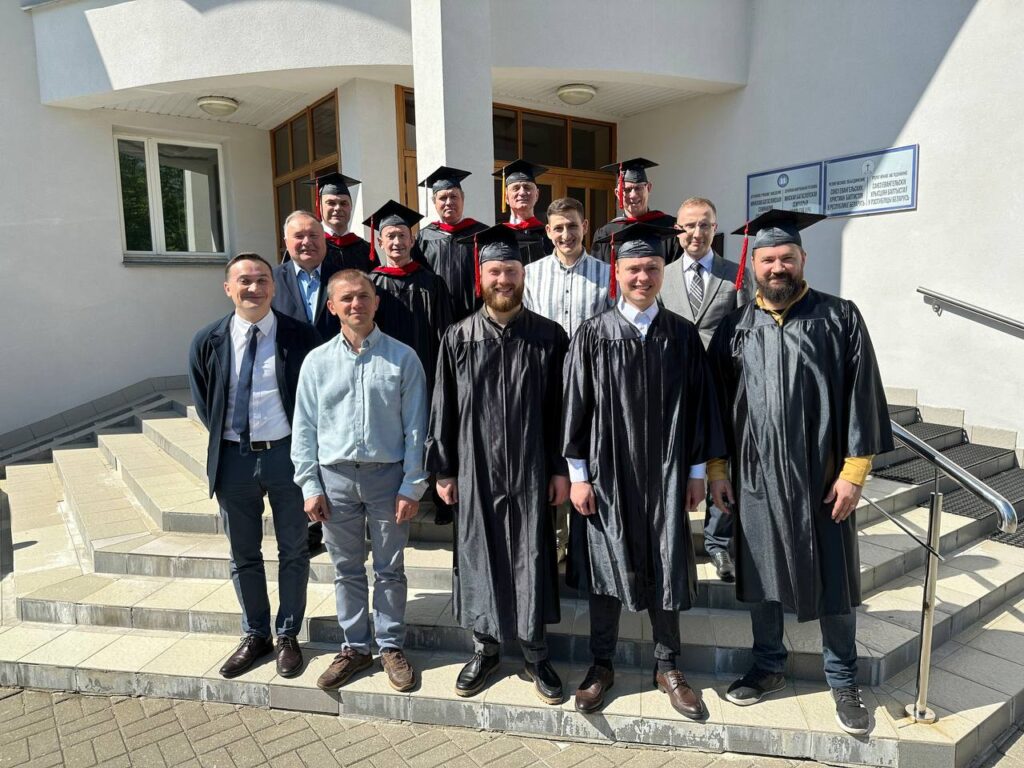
xmin=380 ymin=648 xmax=416 ymax=692
xmin=316 ymin=648 xmax=373 ymax=691
xmin=654 ymin=668 xmax=705 ymax=720
xmin=575 ymin=664 xmax=614 ymax=714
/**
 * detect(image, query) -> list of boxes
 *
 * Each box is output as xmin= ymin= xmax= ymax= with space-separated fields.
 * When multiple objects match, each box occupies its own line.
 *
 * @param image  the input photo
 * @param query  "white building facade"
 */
xmin=2 ymin=0 xmax=1022 ymax=445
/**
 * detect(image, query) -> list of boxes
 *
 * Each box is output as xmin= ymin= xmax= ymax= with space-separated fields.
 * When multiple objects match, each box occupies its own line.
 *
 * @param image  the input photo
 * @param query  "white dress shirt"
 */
xmin=222 ymin=311 xmax=291 ymax=442
xmin=566 ymin=298 xmax=706 ymax=483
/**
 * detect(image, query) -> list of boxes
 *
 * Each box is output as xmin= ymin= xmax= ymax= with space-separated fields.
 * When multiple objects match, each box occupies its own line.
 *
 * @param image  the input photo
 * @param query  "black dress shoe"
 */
xmin=524 ymin=659 xmax=563 ymax=705
xmin=276 ymin=635 xmax=303 ymax=678
xmin=219 ymin=635 xmax=273 ymax=679
xmin=710 ymin=550 xmax=736 ymax=582
xmin=307 ymin=521 xmax=323 ymax=551
xmin=454 ymin=653 xmax=500 ymax=697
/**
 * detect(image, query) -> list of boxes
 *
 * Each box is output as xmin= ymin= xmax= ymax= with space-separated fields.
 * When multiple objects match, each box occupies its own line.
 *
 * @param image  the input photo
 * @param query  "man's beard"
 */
xmin=482 ymin=282 xmax=524 ymax=313
xmin=757 ymin=272 xmax=801 ymax=304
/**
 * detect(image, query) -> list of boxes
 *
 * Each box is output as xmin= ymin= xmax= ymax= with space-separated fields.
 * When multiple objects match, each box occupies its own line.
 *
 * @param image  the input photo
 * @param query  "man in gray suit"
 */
xmin=661 ymin=197 xmax=753 ymax=582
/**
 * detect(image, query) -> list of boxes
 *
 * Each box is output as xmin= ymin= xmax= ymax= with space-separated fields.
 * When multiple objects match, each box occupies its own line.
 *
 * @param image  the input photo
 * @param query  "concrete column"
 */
xmin=337 ymin=78 xmax=401 ymax=238
xmin=410 ymin=0 xmax=495 ymax=224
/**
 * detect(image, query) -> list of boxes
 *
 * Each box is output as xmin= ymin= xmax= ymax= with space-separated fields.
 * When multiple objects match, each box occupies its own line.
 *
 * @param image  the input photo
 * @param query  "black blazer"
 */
xmin=187 ymin=309 xmax=320 ymax=497
xmin=271 ymin=261 xmax=340 ymax=341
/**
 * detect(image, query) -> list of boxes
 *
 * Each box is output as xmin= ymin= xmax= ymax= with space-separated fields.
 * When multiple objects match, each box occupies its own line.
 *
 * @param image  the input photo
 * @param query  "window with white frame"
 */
xmin=115 ymin=135 xmax=227 ymax=256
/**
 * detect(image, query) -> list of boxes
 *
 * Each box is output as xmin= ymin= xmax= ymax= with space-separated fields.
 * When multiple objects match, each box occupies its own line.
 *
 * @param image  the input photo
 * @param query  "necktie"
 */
xmin=688 ymin=263 xmax=705 ymax=317
xmin=231 ymin=326 xmax=260 ymax=450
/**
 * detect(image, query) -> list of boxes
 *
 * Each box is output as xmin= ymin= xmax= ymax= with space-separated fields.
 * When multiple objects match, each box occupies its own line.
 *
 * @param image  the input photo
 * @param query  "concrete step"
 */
xmin=874 ymin=422 xmax=966 ymax=470
xmin=8 ymin=584 xmax=1024 ymax=768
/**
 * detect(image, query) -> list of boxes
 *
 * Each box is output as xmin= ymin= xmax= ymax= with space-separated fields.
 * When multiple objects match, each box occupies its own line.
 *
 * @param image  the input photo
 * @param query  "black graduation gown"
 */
xmin=501 ymin=217 xmax=552 ymax=266
xmin=369 ymin=264 xmax=454 ymax=398
xmin=425 ymin=307 xmax=569 ymax=642
xmin=591 ymin=211 xmax=680 ymax=264
xmin=561 ymin=306 xmax=725 ymax=612
xmin=707 ymin=288 xmax=893 ymax=621
xmin=414 ymin=219 xmax=489 ymax=322
xmin=325 ymin=233 xmax=373 ymax=273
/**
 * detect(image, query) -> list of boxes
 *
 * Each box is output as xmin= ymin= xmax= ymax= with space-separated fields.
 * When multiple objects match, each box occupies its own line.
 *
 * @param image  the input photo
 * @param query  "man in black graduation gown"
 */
xmin=414 ymin=166 xmax=489 ymax=322
xmin=426 ymin=224 xmax=569 ymax=705
xmin=591 ymin=158 xmax=680 ymax=265
xmin=707 ymin=209 xmax=893 ymax=736
xmin=300 ymin=170 xmax=374 ymax=273
xmin=367 ymin=199 xmax=456 ymax=525
xmin=493 ymin=158 xmax=552 ymax=265
xmin=562 ymin=222 xmax=724 ymax=720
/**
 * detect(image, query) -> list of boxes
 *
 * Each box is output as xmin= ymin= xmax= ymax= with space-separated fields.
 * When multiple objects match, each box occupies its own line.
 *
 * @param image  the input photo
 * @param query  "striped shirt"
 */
xmin=523 ymin=251 xmax=612 ymax=338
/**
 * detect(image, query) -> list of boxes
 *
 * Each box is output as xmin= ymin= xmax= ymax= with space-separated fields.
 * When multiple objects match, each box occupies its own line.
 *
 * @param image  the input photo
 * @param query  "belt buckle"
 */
xmin=250 ymin=440 xmax=272 ymax=452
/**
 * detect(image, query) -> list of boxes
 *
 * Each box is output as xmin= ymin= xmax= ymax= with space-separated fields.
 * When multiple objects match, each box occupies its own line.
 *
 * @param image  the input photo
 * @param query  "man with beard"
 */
xmin=414 ymin=166 xmax=489 ymax=321
xmin=591 ymin=158 xmax=679 ymax=265
xmin=707 ymin=209 xmax=892 ymax=736
xmin=562 ymin=222 xmax=724 ymax=719
xmin=367 ymin=199 xmax=456 ymax=525
xmin=426 ymin=224 xmax=569 ymax=705
xmin=301 ymin=171 xmax=373 ymax=272
xmin=493 ymin=158 xmax=552 ymax=265
xmin=661 ymin=197 xmax=754 ymax=582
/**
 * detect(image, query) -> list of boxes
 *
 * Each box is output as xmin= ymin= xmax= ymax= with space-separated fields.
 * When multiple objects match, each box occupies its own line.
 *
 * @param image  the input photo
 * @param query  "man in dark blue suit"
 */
xmin=188 ymin=253 xmax=320 ymax=680
xmin=272 ymin=211 xmax=338 ymax=341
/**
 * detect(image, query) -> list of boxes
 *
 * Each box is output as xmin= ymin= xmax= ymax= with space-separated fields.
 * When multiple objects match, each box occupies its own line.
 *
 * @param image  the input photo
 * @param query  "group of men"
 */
xmin=187 ymin=156 xmax=892 ymax=737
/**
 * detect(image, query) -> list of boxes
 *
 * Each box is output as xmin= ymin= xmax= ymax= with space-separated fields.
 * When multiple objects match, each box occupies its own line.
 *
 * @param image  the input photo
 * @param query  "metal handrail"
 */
xmin=918 ymin=287 xmax=1024 ymax=339
xmin=891 ymin=421 xmax=1017 ymax=534
xmin=887 ymin=419 xmax=1018 ymax=724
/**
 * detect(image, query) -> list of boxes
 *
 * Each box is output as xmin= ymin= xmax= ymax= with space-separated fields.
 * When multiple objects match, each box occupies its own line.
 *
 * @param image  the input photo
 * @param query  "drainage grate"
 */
xmin=888 ymin=404 xmax=919 ymax=426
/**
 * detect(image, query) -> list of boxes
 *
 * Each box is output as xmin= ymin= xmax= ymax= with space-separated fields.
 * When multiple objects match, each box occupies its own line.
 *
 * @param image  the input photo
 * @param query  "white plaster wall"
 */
xmin=619 ymin=0 xmax=1024 ymax=435
xmin=0 ymin=1 xmax=276 ymax=435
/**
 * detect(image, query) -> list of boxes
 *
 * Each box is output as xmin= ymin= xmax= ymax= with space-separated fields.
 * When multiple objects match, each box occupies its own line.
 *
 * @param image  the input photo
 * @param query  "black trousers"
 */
xmin=588 ymin=593 xmax=681 ymax=662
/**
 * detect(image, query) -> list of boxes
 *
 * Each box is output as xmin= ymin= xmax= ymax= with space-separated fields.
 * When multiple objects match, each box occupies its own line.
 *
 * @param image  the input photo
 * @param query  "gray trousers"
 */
xmin=321 ymin=461 xmax=409 ymax=654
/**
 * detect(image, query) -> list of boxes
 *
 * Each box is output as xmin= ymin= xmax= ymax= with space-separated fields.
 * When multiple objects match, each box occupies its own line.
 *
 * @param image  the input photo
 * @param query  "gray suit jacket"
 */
xmin=660 ymin=253 xmax=754 ymax=349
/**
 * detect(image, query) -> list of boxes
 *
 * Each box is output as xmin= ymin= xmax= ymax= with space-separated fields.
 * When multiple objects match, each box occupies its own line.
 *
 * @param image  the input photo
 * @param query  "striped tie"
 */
xmin=688 ymin=263 xmax=704 ymax=318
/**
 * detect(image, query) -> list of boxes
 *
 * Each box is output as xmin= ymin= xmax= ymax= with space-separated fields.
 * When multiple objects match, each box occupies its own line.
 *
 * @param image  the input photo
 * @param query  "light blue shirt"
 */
xmin=566 ymin=298 xmax=705 ymax=483
xmin=293 ymin=262 xmax=321 ymax=323
xmin=291 ymin=326 xmax=429 ymax=501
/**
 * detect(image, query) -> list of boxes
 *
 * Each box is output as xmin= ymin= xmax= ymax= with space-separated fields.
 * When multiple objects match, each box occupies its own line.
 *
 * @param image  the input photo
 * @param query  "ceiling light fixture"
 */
xmin=196 ymin=96 xmax=239 ymax=117
xmin=556 ymin=83 xmax=597 ymax=106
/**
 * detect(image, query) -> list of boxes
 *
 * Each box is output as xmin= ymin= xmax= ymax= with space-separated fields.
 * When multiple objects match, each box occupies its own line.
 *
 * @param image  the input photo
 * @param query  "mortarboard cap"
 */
xmin=303 ymin=170 xmax=361 ymax=198
xmin=600 ymin=157 xmax=659 ymax=184
xmin=418 ymin=165 xmax=472 ymax=193
xmin=493 ymin=159 xmax=548 ymax=214
xmin=732 ymin=208 xmax=827 ymax=250
xmin=363 ymin=200 xmax=422 ymax=231
xmin=593 ymin=221 xmax=676 ymax=300
xmin=456 ymin=224 xmax=522 ymax=299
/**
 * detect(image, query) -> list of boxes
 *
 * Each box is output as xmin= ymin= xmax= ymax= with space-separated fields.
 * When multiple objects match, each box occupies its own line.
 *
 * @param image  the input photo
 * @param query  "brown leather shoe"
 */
xmin=654 ymin=668 xmax=705 ymax=720
xmin=219 ymin=635 xmax=273 ymax=679
xmin=575 ymin=664 xmax=614 ymax=714
xmin=380 ymin=648 xmax=416 ymax=692
xmin=275 ymin=636 xmax=303 ymax=678
xmin=316 ymin=648 xmax=373 ymax=691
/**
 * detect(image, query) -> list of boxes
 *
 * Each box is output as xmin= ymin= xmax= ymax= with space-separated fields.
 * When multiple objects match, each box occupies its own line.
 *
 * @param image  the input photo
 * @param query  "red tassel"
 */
xmin=473 ymin=234 xmax=481 ymax=298
xmin=368 ymin=216 xmax=376 ymax=263
xmin=734 ymin=220 xmax=750 ymax=291
xmin=609 ymin=232 xmax=617 ymax=300
xmin=314 ymin=181 xmax=322 ymax=221
xmin=615 ymin=162 xmax=624 ymax=210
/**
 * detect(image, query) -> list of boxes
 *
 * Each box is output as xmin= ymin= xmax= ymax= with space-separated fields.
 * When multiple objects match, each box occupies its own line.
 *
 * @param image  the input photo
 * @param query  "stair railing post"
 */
xmin=905 ymin=488 xmax=943 ymax=724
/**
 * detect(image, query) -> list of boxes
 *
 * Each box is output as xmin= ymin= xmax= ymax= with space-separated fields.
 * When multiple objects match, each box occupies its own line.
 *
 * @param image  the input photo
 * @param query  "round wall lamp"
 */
xmin=196 ymin=96 xmax=240 ymax=117
xmin=556 ymin=83 xmax=597 ymax=106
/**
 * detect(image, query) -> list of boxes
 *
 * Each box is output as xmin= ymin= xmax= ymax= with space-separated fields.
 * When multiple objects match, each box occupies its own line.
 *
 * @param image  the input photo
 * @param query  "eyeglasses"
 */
xmin=675 ymin=222 xmax=717 ymax=233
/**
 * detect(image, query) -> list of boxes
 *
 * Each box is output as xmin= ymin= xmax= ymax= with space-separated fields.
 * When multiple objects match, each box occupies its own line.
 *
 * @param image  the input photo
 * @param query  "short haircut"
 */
xmin=282 ymin=210 xmax=322 ymax=238
xmin=679 ymin=197 xmax=718 ymax=217
xmin=224 ymin=252 xmax=273 ymax=279
xmin=327 ymin=268 xmax=376 ymax=298
xmin=547 ymin=197 xmax=585 ymax=219
xmin=431 ymin=186 xmax=463 ymax=201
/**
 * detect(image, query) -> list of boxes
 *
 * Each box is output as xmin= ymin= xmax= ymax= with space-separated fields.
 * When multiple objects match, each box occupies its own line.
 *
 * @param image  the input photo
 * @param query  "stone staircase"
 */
xmin=4 ymin=394 xmax=1024 ymax=767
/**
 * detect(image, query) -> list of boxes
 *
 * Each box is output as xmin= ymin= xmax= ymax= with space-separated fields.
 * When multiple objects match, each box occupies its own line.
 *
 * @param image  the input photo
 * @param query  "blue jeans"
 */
xmin=215 ymin=439 xmax=310 ymax=638
xmin=749 ymin=601 xmax=858 ymax=688
xmin=320 ymin=461 xmax=409 ymax=654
